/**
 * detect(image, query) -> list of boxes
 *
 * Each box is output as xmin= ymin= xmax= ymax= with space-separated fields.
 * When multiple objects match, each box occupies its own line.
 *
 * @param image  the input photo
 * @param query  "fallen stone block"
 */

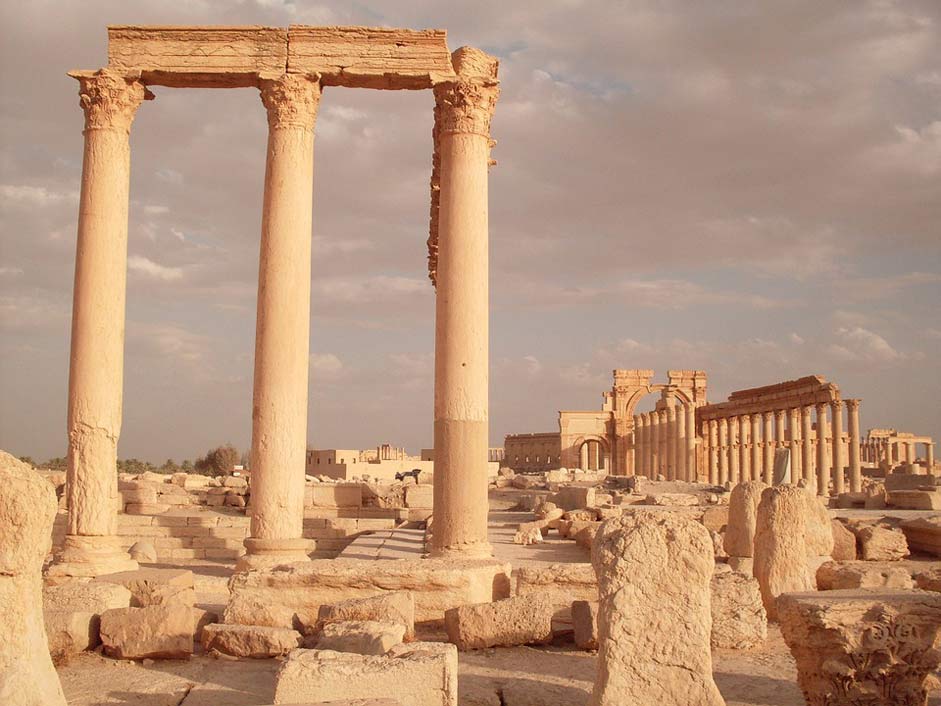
xmin=778 ymin=589 xmax=941 ymax=706
xmin=316 ymin=620 xmax=405 ymax=655
xmin=316 ymin=592 xmax=415 ymax=641
xmin=710 ymin=571 xmax=767 ymax=649
xmin=857 ymin=525 xmax=909 ymax=561
xmin=93 ymin=568 xmax=195 ymax=607
xmin=700 ymin=505 xmax=729 ymax=533
xmin=99 ymin=604 xmax=195 ymax=660
xmin=273 ymin=643 xmax=457 ymax=706
xmin=553 ymin=486 xmax=596 ymax=511
xmin=830 ymin=520 xmax=857 ymax=561
xmin=914 ymin=567 xmax=941 ymax=592
xmin=43 ymin=581 xmax=133 ymax=661
xmin=571 ymin=600 xmax=598 ymax=650
xmin=201 ymin=623 xmax=302 ymax=658
xmin=816 ymin=560 xmax=913 ymax=590
xmin=900 ymin=516 xmax=941 ymax=557
xmin=644 ymin=492 xmax=700 ymax=507
xmin=512 ymin=523 xmax=544 ymax=545
xmin=444 ymin=594 xmax=555 ymax=650
xmin=886 ymin=489 xmax=941 ymax=510
xmin=226 ymin=558 xmax=511 ymax=628
xmin=515 ymin=563 xmax=598 ymax=611
xmin=128 ymin=540 xmax=157 ymax=563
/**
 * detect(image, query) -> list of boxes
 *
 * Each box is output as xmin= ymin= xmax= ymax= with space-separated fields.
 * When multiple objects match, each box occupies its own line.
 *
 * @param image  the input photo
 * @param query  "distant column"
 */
xmin=685 ymin=404 xmax=696 ymax=481
xmin=801 ymin=406 xmax=815 ymax=491
xmin=718 ymin=418 xmax=729 ymax=485
xmin=708 ymin=419 xmax=719 ymax=485
xmin=774 ymin=409 xmax=786 ymax=449
xmin=788 ymin=407 xmax=801 ymax=483
xmin=633 ymin=415 xmax=642 ymax=476
xmin=739 ymin=414 xmax=751 ymax=482
xmin=729 ymin=416 xmax=741 ymax=486
xmin=846 ymin=399 xmax=861 ymax=493
xmin=815 ymin=402 xmax=830 ymax=497
xmin=762 ymin=411 xmax=775 ymax=484
xmin=927 ymin=441 xmax=935 ymax=470
xmin=649 ymin=412 xmax=659 ymax=476
xmin=431 ymin=49 xmax=500 ymax=558
xmin=676 ymin=403 xmax=688 ymax=481
xmin=830 ymin=400 xmax=845 ymax=495
xmin=750 ymin=413 xmax=762 ymax=481
xmin=658 ymin=409 xmax=669 ymax=478
xmin=641 ymin=414 xmax=651 ymax=476
xmin=666 ymin=404 xmax=677 ymax=481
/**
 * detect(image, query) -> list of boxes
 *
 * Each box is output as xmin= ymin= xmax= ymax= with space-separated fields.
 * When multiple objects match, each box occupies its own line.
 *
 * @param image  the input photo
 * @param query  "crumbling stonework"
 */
xmin=0 ymin=452 xmax=68 ymax=706
xmin=201 ymin=623 xmax=302 ymax=658
xmin=444 ymin=594 xmax=555 ymax=650
xmin=710 ymin=571 xmax=767 ymax=649
xmin=588 ymin=512 xmax=724 ymax=706
xmin=723 ymin=480 xmax=767 ymax=557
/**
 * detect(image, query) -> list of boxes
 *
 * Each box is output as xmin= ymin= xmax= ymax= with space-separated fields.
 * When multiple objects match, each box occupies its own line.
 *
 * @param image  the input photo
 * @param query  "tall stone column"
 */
xmin=685 ymin=403 xmax=696 ymax=481
xmin=676 ymin=403 xmax=687 ymax=481
xmin=927 ymin=441 xmax=935 ymax=470
xmin=708 ymin=419 xmax=719 ymax=485
xmin=846 ymin=399 xmax=861 ymax=493
xmin=719 ymin=418 xmax=730 ymax=485
xmin=729 ymin=416 xmax=740 ymax=486
xmin=240 ymin=73 xmax=322 ymax=570
xmin=739 ymin=413 xmax=751 ymax=482
xmin=788 ymin=407 xmax=801 ymax=483
xmin=801 ymin=406 xmax=814 ymax=490
xmin=649 ymin=412 xmax=659 ymax=477
xmin=49 ymin=70 xmax=152 ymax=580
xmin=665 ymin=403 xmax=677 ymax=480
xmin=815 ymin=402 xmax=830 ymax=497
xmin=774 ymin=409 xmax=786 ymax=449
xmin=830 ymin=400 xmax=845 ymax=495
xmin=431 ymin=49 xmax=499 ymax=558
xmin=762 ymin=411 xmax=774 ymax=484
xmin=635 ymin=415 xmax=646 ymax=476
xmin=750 ymin=413 xmax=762 ymax=481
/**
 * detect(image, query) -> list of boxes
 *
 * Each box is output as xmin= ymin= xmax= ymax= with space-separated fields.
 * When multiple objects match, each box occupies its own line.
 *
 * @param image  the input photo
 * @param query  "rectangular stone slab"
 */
xmin=287 ymin=26 xmax=455 ymax=89
xmin=107 ymin=26 xmax=288 ymax=88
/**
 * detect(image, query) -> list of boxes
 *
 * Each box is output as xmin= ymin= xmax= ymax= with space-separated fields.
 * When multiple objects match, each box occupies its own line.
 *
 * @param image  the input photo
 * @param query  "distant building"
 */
xmin=305 ymin=445 xmax=432 ymax=481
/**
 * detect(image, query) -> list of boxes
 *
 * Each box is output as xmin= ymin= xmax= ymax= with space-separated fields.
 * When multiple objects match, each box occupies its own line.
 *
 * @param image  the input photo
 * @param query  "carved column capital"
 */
xmin=71 ymin=69 xmax=153 ymax=133
xmin=845 ymin=398 xmax=860 ymax=411
xmin=259 ymin=73 xmax=322 ymax=130
xmin=433 ymin=79 xmax=500 ymax=137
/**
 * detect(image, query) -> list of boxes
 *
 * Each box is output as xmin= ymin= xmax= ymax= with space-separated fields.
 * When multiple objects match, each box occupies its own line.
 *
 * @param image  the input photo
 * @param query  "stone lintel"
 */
xmin=698 ymin=374 xmax=842 ymax=421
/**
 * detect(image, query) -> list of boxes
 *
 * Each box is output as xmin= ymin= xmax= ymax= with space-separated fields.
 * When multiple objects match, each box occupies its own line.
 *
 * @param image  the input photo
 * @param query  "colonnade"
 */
xmin=633 ymin=399 xmax=697 ymax=481
xmin=51 ymin=48 xmax=500 ymax=577
xmin=700 ymin=398 xmax=862 ymax=496
xmin=862 ymin=435 xmax=935 ymax=469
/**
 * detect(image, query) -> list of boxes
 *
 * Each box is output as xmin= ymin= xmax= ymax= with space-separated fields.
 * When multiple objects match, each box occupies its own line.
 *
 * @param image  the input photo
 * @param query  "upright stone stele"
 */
xmin=0 ymin=452 xmax=68 ymax=706
xmin=49 ymin=69 xmax=152 ymax=580
xmin=589 ymin=512 xmax=725 ymax=706
xmin=240 ymin=73 xmax=322 ymax=570
xmin=724 ymin=480 xmax=769 ymax=559
xmin=431 ymin=48 xmax=500 ymax=558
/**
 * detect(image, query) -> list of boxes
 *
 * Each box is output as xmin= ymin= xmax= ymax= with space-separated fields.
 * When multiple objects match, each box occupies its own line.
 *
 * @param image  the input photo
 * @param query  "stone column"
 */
xmin=739 ymin=413 xmax=751 ymax=482
xmin=666 ymin=403 xmax=677 ymax=481
xmin=750 ymin=413 xmax=762 ymax=481
xmin=801 ymin=406 xmax=814 ymax=490
xmin=708 ymin=419 xmax=719 ymax=485
xmin=830 ymin=400 xmax=845 ymax=495
xmin=788 ymin=407 xmax=801 ymax=483
xmin=580 ymin=444 xmax=589 ymax=471
xmin=719 ymin=418 xmax=729 ymax=485
xmin=658 ymin=409 xmax=669 ymax=478
xmin=430 ymin=50 xmax=499 ymax=558
xmin=927 ymin=441 xmax=935 ymax=470
xmin=49 ymin=70 xmax=152 ymax=580
xmin=729 ymin=416 xmax=740 ymax=486
xmin=846 ymin=399 xmax=861 ymax=493
xmin=239 ymin=73 xmax=322 ymax=571
xmin=774 ymin=409 xmax=786 ymax=448
xmin=676 ymin=403 xmax=687 ymax=481
xmin=762 ymin=411 xmax=774 ymax=485
xmin=649 ymin=412 xmax=659 ymax=477
xmin=685 ymin=404 xmax=697 ymax=481
xmin=636 ymin=415 xmax=646 ymax=476
xmin=815 ymin=402 xmax=830 ymax=497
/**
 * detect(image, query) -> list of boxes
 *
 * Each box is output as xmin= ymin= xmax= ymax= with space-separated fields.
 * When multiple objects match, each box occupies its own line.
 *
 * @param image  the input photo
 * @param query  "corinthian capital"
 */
xmin=70 ymin=69 xmax=153 ymax=133
xmin=258 ymin=73 xmax=322 ymax=130
xmin=433 ymin=79 xmax=500 ymax=136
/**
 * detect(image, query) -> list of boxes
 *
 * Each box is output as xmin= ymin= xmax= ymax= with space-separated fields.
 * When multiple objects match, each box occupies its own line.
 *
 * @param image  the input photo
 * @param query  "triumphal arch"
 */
xmin=50 ymin=26 xmax=500 ymax=578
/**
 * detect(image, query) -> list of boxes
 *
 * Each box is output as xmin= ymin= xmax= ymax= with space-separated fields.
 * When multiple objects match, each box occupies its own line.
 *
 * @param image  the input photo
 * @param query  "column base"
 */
xmin=45 ymin=535 xmax=138 ymax=583
xmin=235 ymin=536 xmax=313 ymax=571
xmin=428 ymin=540 xmax=493 ymax=560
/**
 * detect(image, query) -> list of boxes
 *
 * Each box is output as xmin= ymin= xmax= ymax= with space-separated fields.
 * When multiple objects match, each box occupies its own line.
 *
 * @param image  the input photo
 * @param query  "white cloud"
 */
xmin=0 ymin=184 xmax=78 ymax=206
xmin=313 ymin=275 xmax=428 ymax=304
xmin=310 ymin=353 xmax=344 ymax=378
xmin=144 ymin=205 xmax=170 ymax=216
xmin=826 ymin=327 xmax=903 ymax=363
xmin=127 ymin=255 xmax=184 ymax=282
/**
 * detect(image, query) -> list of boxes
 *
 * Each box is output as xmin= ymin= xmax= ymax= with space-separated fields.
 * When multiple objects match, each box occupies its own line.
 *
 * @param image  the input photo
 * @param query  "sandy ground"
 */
xmin=55 ymin=489 xmax=941 ymax=706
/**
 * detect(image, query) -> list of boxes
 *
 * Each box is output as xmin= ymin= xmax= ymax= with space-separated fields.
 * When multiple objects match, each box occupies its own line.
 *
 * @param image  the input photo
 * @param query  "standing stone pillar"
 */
xmin=685 ymin=404 xmax=696 ymax=481
xmin=635 ymin=415 xmax=646 ymax=476
xmin=431 ymin=49 xmax=499 ymax=557
xmin=846 ymin=399 xmax=861 ymax=493
xmin=762 ymin=411 xmax=775 ymax=484
xmin=729 ymin=417 xmax=741 ymax=486
xmin=649 ymin=413 xmax=659 ymax=477
xmin=774 ymin=409 xmax=786 ymax=448
xmin=739 ymin=413 xmax=751 ymax=482
xmin=580 ymin=444 xmax=589 ymax=471
xmin=830 ymin=400 xmax=845 ymax=495
xmin=240 ymin=73 xmax=322 ymax=570
xmin=927 ymin=441 xmax=935 ymax=470
xmin=718 ymin=418 xmax=729 ymax=485
xmin=788 ymin=407 xmax=802 ymax=483
xmin=49 ymin=70 xmax=152 ymax=580
xmin=658 ymin=409 xmax=668 ymax=478
xmin=708 ymin=419 xmax=719 ymax=485
xmin=750 ymin=413 xmax=762 ymax=482
xmin=801 ymin=406 xmax=815 ymax=490
xmin=815 ymin=403 xmax=830 ymax=497
xmin=665 ymin=403 xmax=677 ymax=481
xmin=676 ymin=403 xmax=687 ymax=481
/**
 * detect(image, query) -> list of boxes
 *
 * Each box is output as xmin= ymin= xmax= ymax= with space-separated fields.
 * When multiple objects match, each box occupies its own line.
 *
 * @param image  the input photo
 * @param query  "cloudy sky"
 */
xmin=1 ymin=0 xmax=939 ymax=463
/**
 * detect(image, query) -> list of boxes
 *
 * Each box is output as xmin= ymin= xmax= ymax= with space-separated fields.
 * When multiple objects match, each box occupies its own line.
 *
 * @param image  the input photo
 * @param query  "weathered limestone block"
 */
xmin=128 ymin=540 xmax=157 ymax=562
xmin=226 ymin=558 xmax=511 ymax=627
xmin=43 ymin=580 xmax=132 ymax=660
xmin=273 ymin=643 xmax=457 ymax=706
xmin=0 ymin=452 xmax=68 ymax=705
xmin=93 ymin=567 xmax=195 ymax=607
xmin=831 ymin=520 xmax=857 ymax=561
xmin=858 ymin=525 xmax=909 ymax=561
xmin=201 ymin=623 xmax=302 ymax=658
xmin=571 ymin=600 xmax=599 ymax=650
xmin=99 ymin=604 xmax=195 ymax=659
xmin=644 ymin=492 xmax=700 ymax=506
xmin=512 ymin=523 xmax=544 ymax=545
xmin=553 ymin=486 xmax=596 ymax=510
xmin=588 ymin=512 xmax=724 ymax=706
xmin=574 ymin=523 xmax=600 ymax=550
xmin=515 ymin=563 xmax=598 ymax=611
xmin=803 ymin=492 xmax=835 ymax=558
xmin=900 ymin=517 xmax=941 ymax=557
xmin=754 ymin=485 xmax=816 ymax=620
xmin=316 ymin=620 xmax=406 ymax=655
xmin=816 ymin=561 xmax=914 ymax=590
xmin=778 ymin=589 xmax=941 ymax=706
xmin=710 ymin=571 xmax=767 ymax=649
xmin=724 ymin=481 xmax=768 ymax=557
xmin=914 ymin=567 xmax=941 ymax=592
xmin=701 ymin=505 xmax=729 ymax=533
xmin=316 ymin=592 xmax=415 ymax=641
xmin=444 ymin=594 xmax=555 ymax=650
xmin=886 ymin=489 xmax=941 ymax=510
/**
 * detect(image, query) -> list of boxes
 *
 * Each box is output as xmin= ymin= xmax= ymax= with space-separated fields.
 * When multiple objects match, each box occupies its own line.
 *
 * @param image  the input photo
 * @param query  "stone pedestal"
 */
xmin=430 ymin=49 xmax=500 ymax=558
xmin=778 ymin=589 xmax=941 ymax=706
xmin=240 ymin=74 xmax=321 ymax=571
xmin=52 ymin=69 xmax=153 ymax=580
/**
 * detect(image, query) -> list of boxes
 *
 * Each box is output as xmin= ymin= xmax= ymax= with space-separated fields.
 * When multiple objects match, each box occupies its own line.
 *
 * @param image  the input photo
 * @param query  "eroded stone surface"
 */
xmin=816 ymin=561 xmax=914 ymax=590
xmin=316 ymin=620 xmax=406 ymax=655
xmin=99 ymin=604 xmax=195 ymax=660
xmin=830 ymin=520 xmax=857 ymax=561
xmin=857 ymin=525 xmax=909 ymax=561
xmin=43 ymin=580 xmax=132 ymax=661
xmin=201 ymin=623 xmax=302 ymax=658
xmin=444 ymin=594 xmax=555 ymax=650
xmin=316 ymin=591 xmax=415 ymax=641
xmin=723 ymin=481 xmax=767 ymax=558
xmin=710 ymin=571 xmax=767 ymax=649
xmin=588 ymin=512 xmax=723 ymax=706
xmin=571 ymin=600 xmax=598 ymax=650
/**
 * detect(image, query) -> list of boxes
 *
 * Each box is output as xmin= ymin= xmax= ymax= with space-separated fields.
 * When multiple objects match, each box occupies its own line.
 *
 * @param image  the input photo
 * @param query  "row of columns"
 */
xmin=862 ymin=438 xmax=934 ymax=468
xmin=52 ymin=54 xmax=499 ymax=577
xmin=702 ymin=399 xmax=861 ymax=497
xmin=633 ymin=400 xmax=697 ymax=481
